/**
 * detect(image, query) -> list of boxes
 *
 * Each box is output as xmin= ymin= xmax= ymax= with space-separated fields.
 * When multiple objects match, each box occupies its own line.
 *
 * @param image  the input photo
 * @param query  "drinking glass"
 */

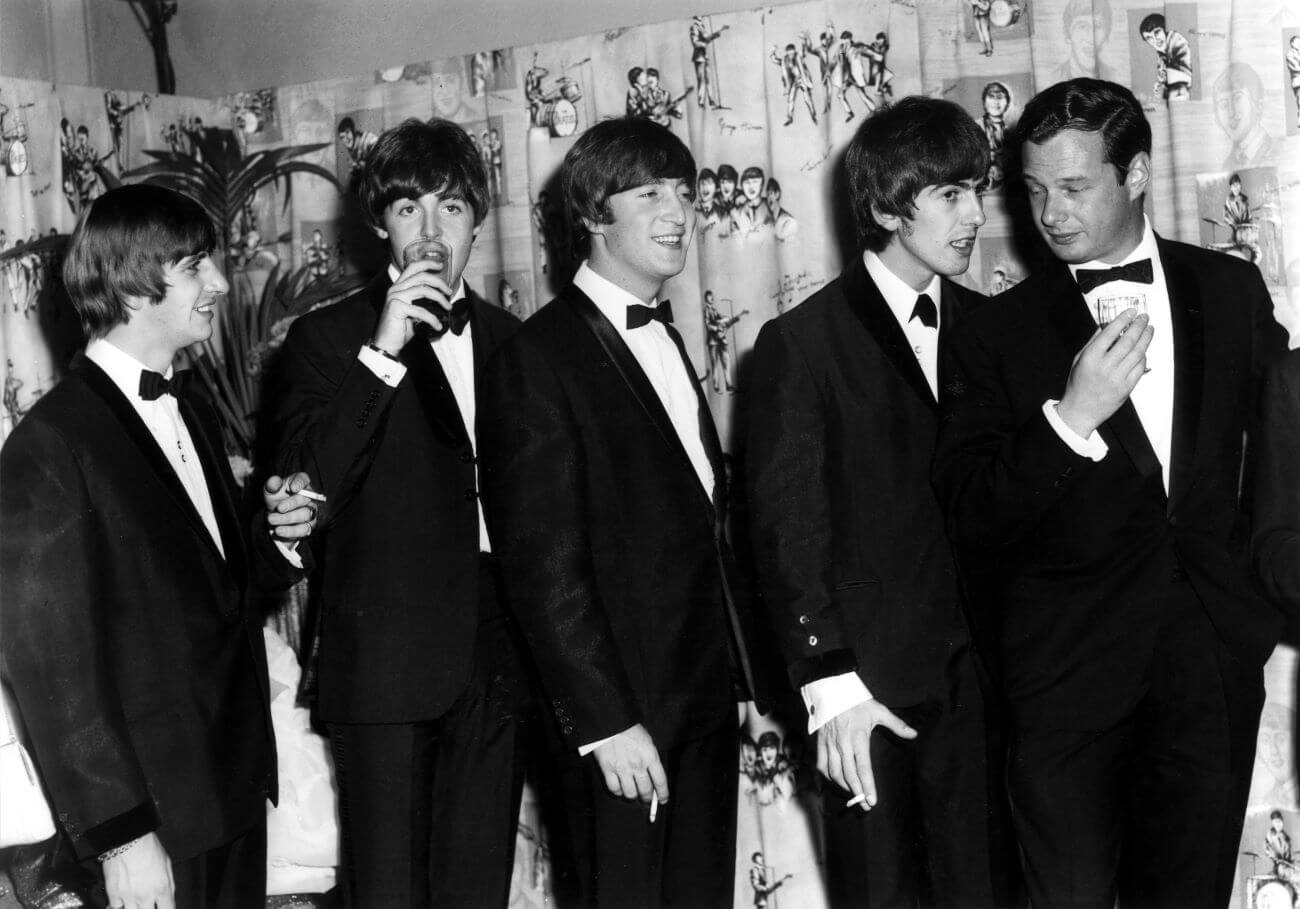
xmin=401 ymin=237 xmax=451 ymax=335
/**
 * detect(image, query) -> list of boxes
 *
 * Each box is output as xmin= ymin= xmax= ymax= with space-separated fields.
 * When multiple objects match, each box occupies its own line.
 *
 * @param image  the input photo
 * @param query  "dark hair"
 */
xmin=1271 ymin=810 xmax=1285 ymax=821
xmin=741 ymin=166 xmax=765 ymax=183
xmin=627 ymin=67 xmax=644 ymax=87
xmin=844 ymin=95 xmax=989 ymax=251
xmin=1062 ymin=0 xmax=1111 ymax=37
xmin=646 ymin=68 xmax=660 ymax=80
xmin=717 ymin=164 xmax=738 ymax=183
xmin=358 ymin=118 xmax=489 ymax=230
xmin=766 ymin=177 xmax=782 ymax=194
xmin=1016 ymin=79 xmax=1151 ymax=183
xmin=560 ymin=117 xmax=695 ymax=243
xmin=1138 ymin=13 xmax=1165 ymax=35
xmin=697 ymin=167 xmax=717 ymax=186
xmin=337 ymin=116 xmax=356 ymax=134
xmin=1228 ymin=172 xmax=1242 ymax=186
xmin=757 ymin=731 xmax=781 ymax=750
xmin=62 ymin=184 xmax=217 ymax=339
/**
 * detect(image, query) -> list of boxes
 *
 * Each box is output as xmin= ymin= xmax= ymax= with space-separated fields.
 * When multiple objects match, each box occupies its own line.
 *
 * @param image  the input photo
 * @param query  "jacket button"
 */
xmin=464 ymin=489 xmax=478 ymax=501
xmin=808 ymin=635 xmax=819 ymax=647
xmin=798 ymin=615 xmax=810 ymax=625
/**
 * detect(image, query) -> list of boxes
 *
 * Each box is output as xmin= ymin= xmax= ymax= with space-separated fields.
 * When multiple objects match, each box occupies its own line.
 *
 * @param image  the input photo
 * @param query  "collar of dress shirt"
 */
xmin=85 ymin=337 xmax=175 ymax=404
xmin=385 ymin=263 xmax=467 ymax=306
xmin=863 ymin=249 xmax=942 ymax=332
xmin=1067 ymin=215 xmax=1159 ymax=281
xmin=573 ymin=261 xmax=665 ymax=337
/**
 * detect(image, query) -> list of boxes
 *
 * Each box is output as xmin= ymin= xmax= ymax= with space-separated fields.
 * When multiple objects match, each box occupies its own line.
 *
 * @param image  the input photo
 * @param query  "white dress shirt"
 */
xmin=571 ymin=260 xmax=715 ymax=755
xmin=85 ymin=338 xmax=225 ymax=557
xmin=1045 ymin=217 xmax=1175 ymax=492
xmin=357 ymin=266 xmax=491 ymax=552
xmin=799 ymin=252 xmax=943 ymax=733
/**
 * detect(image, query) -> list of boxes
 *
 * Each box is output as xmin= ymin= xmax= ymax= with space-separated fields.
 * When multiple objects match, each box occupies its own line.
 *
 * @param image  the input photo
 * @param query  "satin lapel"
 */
xmin=566 ymin=287 xmax=714 ymax=512
xmin=78 ymin=359 xmax=232 ymax=566
xmin=937 ymin=279 xmax=966 ymax=399
xmin=665 ymin=323 xmax=723 ymax=517
xmin=180 ymin=397 xmax=247 ymax=585
xmin=398 ymin=316 xmax=471 ymax=448
xmin=1046 ymin=262 xmax=1164 ymax=489
xmin=1162 ymin=241 xmax=1205 ymax=512
xmin=841 ymin=257 xmax=935 ymax=408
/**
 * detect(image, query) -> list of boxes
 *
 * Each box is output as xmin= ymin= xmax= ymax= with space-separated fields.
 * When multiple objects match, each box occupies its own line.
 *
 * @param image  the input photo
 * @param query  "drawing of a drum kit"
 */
xmin=537 ymin=77 xmax=582 ymax=138
xmin=990 ymin=0 xmax=1024 ymax=27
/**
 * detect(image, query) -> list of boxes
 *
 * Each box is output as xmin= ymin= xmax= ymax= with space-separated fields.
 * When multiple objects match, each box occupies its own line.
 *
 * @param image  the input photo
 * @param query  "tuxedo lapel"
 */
xmin=1046 ymin=263 xmax=1163 ymax=490
xmin=665 ymin=324 xmax=723 ymax=516
xmin=180 ymin=397 xmax=248 ymax=586
xmin=566 ymin=286 xmax=715 ymax=514
xmin=1162 ymin=241 xmax=1205 ymax=512
xmin=78 ymin=359 xmax=234 ymax=568
xmin=841 ymin=257 xmax=936 ymax=408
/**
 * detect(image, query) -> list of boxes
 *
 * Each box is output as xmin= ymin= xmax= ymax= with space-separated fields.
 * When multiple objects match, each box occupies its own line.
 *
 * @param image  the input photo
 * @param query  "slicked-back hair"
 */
xmin=561 ymin=117 xmax=696 ymax=244
xmin=358 ymin=118 xmax=489 ymax=231
xmin=62 ymin=184 xmax=217 ymax=339
xmin=844 ymin=96 xmax=989 ymax=252
xmin=1016 ymin=78 xmax=1151 ymax=183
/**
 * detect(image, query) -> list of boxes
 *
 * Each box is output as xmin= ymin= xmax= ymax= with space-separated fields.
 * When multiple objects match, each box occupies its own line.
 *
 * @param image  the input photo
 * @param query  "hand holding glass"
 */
xmin=401 ymin=237 xmax=451 ymax=336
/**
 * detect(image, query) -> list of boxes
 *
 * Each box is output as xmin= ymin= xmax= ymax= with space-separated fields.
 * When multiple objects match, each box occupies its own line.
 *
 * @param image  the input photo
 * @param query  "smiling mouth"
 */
xmin=653 ymin=235 xmax=684 ymax=249
xmin=951 ymin=237 xmax=976 ymax=253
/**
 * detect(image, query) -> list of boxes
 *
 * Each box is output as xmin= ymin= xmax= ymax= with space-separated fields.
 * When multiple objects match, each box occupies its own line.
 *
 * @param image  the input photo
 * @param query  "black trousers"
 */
xmin=327 ymin=561 xmax=532 ymax=908
xmin=823 ymin=648 xmax=1014 ymax=908
xmin=555 ymin=721 xmax=738 ymax=909
xmin=1008 ymin=586 xmax=1263 ymax=909
xmin=171 ymin=819 xmax=267 ymax=909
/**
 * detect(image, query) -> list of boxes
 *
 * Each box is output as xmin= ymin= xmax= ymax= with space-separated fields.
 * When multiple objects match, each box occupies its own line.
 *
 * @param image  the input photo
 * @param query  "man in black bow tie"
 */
xmin=933 ymin=78 xmax=1288 ymax=908
xmin=747 ymin=95 xmax=1015 ymax=908
xmin=271 ymin=118 xmax=528 ymax=908
xmin=1 ymin=184 xmax=316 ymax=909
xmin=479 ymin=117 xmax=763 ymax=908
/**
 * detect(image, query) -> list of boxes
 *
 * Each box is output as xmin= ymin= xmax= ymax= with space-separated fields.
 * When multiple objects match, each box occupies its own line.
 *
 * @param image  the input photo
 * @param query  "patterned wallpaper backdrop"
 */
xmin=3 ymin=0 xmax=1300 ymax=905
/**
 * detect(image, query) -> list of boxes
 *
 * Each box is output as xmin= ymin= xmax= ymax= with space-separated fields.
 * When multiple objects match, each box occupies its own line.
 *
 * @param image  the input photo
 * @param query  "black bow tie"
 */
xmin=1075 ymin=259 xmax=1154 ymax=295
xmin=415 ymin=297 xmax=472 ymax=338
xmin=910 ymin=293 xmax=938 ymax=329
xmin=139 ymin=369 xmax=192 ymax=401
xmin=627 ymin=300 xmax=673 ymax=330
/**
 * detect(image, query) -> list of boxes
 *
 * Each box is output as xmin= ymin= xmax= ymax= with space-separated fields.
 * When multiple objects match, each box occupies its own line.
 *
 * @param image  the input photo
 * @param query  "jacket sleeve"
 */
xmin=478 ymin=338 xmax=641 ymax=746
xmin=0 ymin=419 xmax=159 ymax=858
xmin=1252 ymin=352 xmax=1300 ymax=611
xmin=932 ymin=314 xmax=1096 ymax=554
xmin=744 ymin=319 xmax=857 ymax=689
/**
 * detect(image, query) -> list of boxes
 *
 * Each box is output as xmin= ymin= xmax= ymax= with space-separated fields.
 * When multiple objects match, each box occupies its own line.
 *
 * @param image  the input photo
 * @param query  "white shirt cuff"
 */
xmin=1042 ymin=399 xmax=1107 ymax=461
xmin=801 ymin=672 xmax=873 ymax=733
xmin=357 ymin=345 xmax=406 ymax=387
xmin=579 ymin=726 xmax=634 ymax=756
xmin=275 ymin=539 xmax=304 ymax=569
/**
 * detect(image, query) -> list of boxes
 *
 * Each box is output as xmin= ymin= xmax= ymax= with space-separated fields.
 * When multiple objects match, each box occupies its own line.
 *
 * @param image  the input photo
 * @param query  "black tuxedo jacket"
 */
xmin=933 ymin=237 xmax=1286 ymax=730
xmin=746 ymin=257 xmax=982 ymax=706
xmin=1253 ymin=349 xmax=1300 ymax=610
xmin=0 ymin=357 xmax=293 ymax=862
xmin=273 ymin=274 xmax=519 ymax=724
xmin=479 ymin=285 xmax=762 ymax=752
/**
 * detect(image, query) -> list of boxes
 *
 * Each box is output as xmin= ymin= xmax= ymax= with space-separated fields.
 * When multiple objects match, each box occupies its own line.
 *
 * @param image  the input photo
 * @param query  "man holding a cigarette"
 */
xmin=746 ymin=97 xmax=1013 ymax=908
xmin=480 ymin=117 xmax=762 ymax=908
xmin=272 ymin=117 xmax=528 ymax=908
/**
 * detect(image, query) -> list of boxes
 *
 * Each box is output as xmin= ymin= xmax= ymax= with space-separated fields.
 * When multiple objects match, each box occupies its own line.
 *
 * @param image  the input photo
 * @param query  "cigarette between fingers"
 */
xmin=299 ymin=488 xmax=326 ymax=502
xmin=650 ymin=793 xmax=659 ymax=823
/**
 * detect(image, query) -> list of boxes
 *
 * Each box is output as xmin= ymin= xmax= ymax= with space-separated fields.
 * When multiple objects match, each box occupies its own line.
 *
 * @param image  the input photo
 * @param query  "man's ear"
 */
xmin=371 ymin=223 xmax=388 ymax=241
xmin=1123 ymin=152 xmax=1151 ymax=201
xmin=869 ymin=203 xmax=902 ymax=237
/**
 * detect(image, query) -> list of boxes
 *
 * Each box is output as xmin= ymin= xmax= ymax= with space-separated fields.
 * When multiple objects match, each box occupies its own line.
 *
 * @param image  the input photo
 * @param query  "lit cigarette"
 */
xmin=298 ymin=488 xmax=326 ymax=502
xmin=845 ymin=793 xmax=867 ymax=808
xmin=649 ymin=793 xmax=659 ymax=824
